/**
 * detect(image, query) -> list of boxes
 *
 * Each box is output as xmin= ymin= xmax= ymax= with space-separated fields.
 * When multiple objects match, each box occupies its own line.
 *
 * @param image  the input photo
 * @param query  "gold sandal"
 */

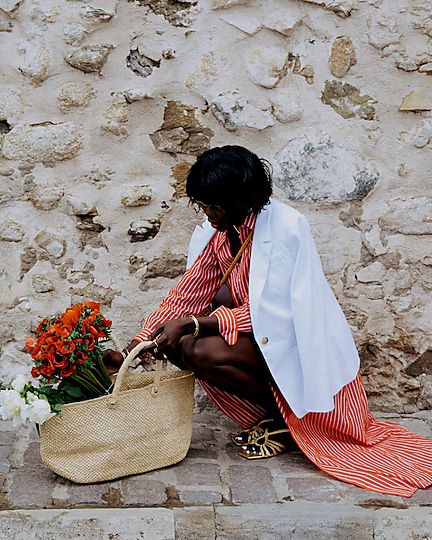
xmin=229 ymin=418 xmax=276 ymax=447
xmin=237 ymin=428 xmax=293 ymax=460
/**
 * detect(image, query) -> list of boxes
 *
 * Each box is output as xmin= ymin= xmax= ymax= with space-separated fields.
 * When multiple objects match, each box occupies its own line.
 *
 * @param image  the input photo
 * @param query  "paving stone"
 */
xmin=175 ymin=461 xmax=221 ymax=486
xmin=276 ymin=450 xmax=321 ymax=476
xmin=387 ymin=417 xmax=432 ymax=439
xmin=187 ymin=447 xmax=219 ymax=459
xmin=0 ymin=428 xmax=16 ymax=446
xmin=0 ymin=508 xmax=175 ymax=539
xmin=178 ymin=488 xmax=222 ymax=504
xmin=0 ymin=446 xmax=11 ymax=473
xmin=288 ymin=477 xmax=342 ymax=502
xmin=121 ymin=476 xmax=167 ymax=507
xmin=215 ymin=503 xmax=374 ymax=539
xmin=373 ymin=507 xmax=432 ymax=539
xmin=227 ymin=464 xmax=277 ymax=504
xmin=174 ymin=507 xmax=216 ymax=540
xmin=191 ymin=425 xmax=216 ymax=446
xmin=8 ymin=467 xmax=59 ymax=509
xmin=405 ymin=486 xmax=432 ymax=506
xmin=66 ymin=481 xmax=123 ymax=507
xmin=339 ymin=484 xmax=408 ymax=509
xmin=23 ymin=441 xmax=42 ymax=466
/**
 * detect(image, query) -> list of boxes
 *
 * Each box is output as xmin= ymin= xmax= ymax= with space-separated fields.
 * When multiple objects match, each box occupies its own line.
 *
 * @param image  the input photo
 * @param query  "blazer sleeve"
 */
xmin=134 ymin=239 xmax=222 ymax=341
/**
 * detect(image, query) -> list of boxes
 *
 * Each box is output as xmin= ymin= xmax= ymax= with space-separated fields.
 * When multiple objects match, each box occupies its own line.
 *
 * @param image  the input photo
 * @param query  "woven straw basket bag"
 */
xmin=39 ymin=340 xmax=195 ymax=484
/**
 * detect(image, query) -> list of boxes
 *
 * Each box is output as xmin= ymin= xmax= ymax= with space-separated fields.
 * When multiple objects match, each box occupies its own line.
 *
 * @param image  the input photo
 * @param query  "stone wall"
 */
xmin=0 ymin=0 xmax=431 ymax=412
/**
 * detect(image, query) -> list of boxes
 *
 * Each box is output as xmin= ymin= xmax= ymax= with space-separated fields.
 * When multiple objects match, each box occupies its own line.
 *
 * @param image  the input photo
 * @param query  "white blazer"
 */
xmin=187 ymin=198 xmax=360 ymax=419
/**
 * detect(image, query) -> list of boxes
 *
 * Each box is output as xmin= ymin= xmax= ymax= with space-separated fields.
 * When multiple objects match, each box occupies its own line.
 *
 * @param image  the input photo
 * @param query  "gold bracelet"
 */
xmin=190 ymin=314 xmax=200 ymax=338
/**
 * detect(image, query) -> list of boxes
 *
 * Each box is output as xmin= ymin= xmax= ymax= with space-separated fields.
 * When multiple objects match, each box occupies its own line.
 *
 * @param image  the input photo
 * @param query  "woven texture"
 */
xmin=40 ymin=341 xmax=195 ymax=484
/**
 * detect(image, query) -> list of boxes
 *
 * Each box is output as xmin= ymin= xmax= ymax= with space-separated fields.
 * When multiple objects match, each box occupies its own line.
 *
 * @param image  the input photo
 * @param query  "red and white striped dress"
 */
xmin=135 ymin=213 xmax=432 ymax=497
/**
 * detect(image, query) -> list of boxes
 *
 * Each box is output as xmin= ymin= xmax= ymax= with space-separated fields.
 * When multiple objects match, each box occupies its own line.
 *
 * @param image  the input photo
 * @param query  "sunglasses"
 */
xmin=191 ymin=201 xmax=225 ymax=213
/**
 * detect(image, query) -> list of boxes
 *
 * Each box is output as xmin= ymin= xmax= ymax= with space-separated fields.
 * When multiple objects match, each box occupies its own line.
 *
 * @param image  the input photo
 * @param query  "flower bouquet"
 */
xmin=0 ymin=301 xmax=113 ymax=428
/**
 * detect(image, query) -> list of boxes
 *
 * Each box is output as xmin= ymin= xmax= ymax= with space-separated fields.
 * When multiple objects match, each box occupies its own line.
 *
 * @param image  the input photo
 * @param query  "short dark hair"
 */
xmin=186 ymin=145 xmax=273 ymax=222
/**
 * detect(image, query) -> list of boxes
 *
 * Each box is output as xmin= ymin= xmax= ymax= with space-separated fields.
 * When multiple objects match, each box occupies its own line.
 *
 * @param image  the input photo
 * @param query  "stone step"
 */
xmin=1 ymin=504 xmax=432 ymax=540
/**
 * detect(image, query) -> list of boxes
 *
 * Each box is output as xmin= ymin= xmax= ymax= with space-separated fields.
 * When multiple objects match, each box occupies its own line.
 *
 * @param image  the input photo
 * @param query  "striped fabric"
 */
xmin=134 ymin=212 xmax=256 ymax=343
xmin=135 ymin=212 xmax=432 ymax=497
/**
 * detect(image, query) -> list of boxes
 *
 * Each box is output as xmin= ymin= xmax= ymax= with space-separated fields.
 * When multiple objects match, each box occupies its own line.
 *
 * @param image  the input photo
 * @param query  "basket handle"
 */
xmin=107 ymin=337 xmax=162 ymax=407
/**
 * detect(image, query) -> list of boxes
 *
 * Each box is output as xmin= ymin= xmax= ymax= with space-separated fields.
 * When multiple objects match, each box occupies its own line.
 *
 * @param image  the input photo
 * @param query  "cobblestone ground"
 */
xmin=0 ymin=407 xmax=431 ymax=539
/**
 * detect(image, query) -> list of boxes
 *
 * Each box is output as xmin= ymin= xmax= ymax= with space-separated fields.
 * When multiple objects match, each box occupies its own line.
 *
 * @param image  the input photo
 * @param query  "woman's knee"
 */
xmin=180 ymin=336 xmax=223 ymax=377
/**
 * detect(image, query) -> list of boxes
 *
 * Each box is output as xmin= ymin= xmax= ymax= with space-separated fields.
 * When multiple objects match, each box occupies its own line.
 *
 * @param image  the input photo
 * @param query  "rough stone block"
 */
xmin=227 ymin=464 xmax=277 ymax=504
xmin=174 ymin=507 xmax=216 ymax=540
xmin=0 ymin=508 xmax=175 ymax=540
xmin=121 ymin=476 xmax=167 ymax=507
xmin=176 ymin=461 xmax=221 ymax=486
xmin=288 ymin=477 xmax=342 ymax=502
xmin=178 ymin=489 xmax=222 ymax=504
xmin=215 ymin=503 xmax=374 ymax=539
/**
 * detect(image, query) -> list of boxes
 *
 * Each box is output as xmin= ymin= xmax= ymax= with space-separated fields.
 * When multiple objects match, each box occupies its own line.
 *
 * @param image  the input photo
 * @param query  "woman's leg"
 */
xmin=164 ymin=333 xmax=278 ymax=412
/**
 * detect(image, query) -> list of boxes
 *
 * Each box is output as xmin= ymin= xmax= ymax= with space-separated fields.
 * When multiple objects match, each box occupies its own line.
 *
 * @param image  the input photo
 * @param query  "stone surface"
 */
xmin=0 ymin=0 xmax=21 ymax=13
xmin=57 ymin=82 xmax=95 ymax=113
xmin=65 ymin=44 xmax=114 ymax=74
xmin=400 ymin=89 xmax=432 ymax=112
xmin=299 ymin=0 xmax=354 ymax=18
xmin=128 ymin=219 xmax=161 ymax=242
xmin=368 ymin=15 xmax=401 ymax=52
xmin=245 ymin=47 xmax=289 ymax=89
xmin=270 ymin=93 xmax=303 ymax=123
xmin=1 ymin=122 xmax=82 ymax=163
xmin=0 ymin=219 xmax=24 ymax=242
xmin=273 ymin=132 xmax=379 ymax=202
xmin=31 ymin=275 xmax=55 ymax=293
xmin=378 ymin=197 xmax=432 ymax=235
xmin=150 ymin=101 xmax=213 ymax=155
xmin=212 ymin=0 xmax=250 ymax=9
xmin=145 ymin=251 xmax=187 ymax=279
xmin=0 ymin=509 xmax=175 ymax=539
xmin=121 ymin=185 xmax=152 ymax=207
xmin=411 ymin=119 xmax=432 ymax=148
xmin=29 ymin=184 xmax=64 ymax=211
xmin=321 ymin=80 xmax=376 ymax=120
xmin=34 ymin=229 xmax=67 ymax=259
xmin=136 ymin=0 xmax=197 ymax=27
xmin=211 ymin=91 xmax=274 ymax=131
xmin=329 ymin=36 xmax=357 ymax=77
xmin=18 ymin=39 xmax=50 ymax=86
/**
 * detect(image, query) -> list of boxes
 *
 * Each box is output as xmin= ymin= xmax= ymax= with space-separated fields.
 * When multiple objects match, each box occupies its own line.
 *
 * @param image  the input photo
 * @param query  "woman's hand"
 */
xmin=102 ymin=349 xmax=124 ymax=376
xmin=148 ymin=318 xmax=195 ymax=352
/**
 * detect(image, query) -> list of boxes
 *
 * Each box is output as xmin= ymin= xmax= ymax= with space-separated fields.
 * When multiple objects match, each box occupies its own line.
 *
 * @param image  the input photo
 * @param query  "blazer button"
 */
xmin=261 ymin=337 xmax=269 ymax=345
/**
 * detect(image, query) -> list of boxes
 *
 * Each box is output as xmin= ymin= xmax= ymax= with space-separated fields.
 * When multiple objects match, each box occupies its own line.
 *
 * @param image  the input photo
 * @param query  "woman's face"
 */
xmin=195 ymin=202 xmax=233 ymax=231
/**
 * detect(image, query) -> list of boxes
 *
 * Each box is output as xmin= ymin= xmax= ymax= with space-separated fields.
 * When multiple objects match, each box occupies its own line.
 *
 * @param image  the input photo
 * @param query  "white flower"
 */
xmin=26 ymin=398 xmax=55 ymax=425
xmin=0 ymin=389 xmax=28 ymax=426
xmin=11 ymin=374 xmax=32 ymax=394
xmin=25 ymin=392 xmax=38 ymax=404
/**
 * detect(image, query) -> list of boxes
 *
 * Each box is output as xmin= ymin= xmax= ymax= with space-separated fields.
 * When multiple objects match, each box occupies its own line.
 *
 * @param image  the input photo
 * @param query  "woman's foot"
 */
xmin=230 ymin=418 xmax=276 ymax=446
xmin=235 ymin=419 xmax=297 ymax=460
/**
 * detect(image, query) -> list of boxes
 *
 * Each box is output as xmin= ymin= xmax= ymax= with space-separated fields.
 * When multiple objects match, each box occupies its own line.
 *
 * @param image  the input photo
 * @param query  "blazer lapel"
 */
xmin=186 ymin=219 xmax=216 ymax=268
xmin=249 ymin=201 xmax=272 ymax=318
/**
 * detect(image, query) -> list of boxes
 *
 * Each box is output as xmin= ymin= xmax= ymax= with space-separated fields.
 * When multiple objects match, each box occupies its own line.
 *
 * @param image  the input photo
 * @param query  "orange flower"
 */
xmin=75 ymin=351 xmax=88 ymax=365
xmin=83 ymin=301 xmax=100 ymax=311
xmin=62 ymin=307 xmax=81 ymax=327
xmin=57 ymin=341 xmax=76 ymax=355
xmin=31 ymin=366 xmax=40 ymax=378
xmin=61 ymin=364 xmax=77 ymax=377
xmin=84 ymin=335 xmax=95 ymax=351
xmin=25 ymin=336 xmax=36 ymax=352
xmin=57 ymin=324 xmax=72 ymax=338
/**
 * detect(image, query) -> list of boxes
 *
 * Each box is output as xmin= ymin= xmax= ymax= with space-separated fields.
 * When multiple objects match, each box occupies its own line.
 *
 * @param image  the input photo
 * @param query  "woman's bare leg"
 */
xmin=163 ymin=333 xmax=278 ymax=411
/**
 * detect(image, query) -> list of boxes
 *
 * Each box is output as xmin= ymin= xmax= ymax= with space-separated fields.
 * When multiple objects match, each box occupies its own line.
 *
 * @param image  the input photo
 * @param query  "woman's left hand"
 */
xmin=148 ymin=318 xmax=195 ymax=352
